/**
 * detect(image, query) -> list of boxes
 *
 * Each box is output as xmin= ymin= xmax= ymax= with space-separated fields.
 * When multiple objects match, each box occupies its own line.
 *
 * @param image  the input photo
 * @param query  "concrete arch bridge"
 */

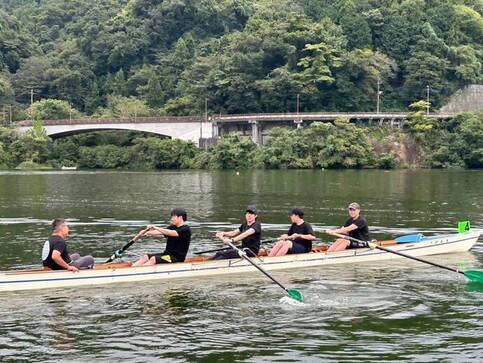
xmin=16 ymin=117 xmax=213 ymax=145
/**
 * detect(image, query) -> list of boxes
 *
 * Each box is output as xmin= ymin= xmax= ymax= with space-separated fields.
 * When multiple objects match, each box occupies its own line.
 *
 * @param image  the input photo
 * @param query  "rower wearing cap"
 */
xmin=210 ymin=205 xmax=262 ymax=260
xmin=326 ymin=202 xmax=370 ymax=252
xmin=269 ymin=208 xmax=316 ymax=257
xmin=132 ymin=208 xmax=191 ymax=266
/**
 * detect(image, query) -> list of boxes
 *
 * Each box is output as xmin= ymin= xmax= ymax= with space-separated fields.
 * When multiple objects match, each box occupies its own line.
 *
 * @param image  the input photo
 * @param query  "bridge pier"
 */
xmin=212 ymin=122 xmax=220 ymax=138
xmin=249 ymin=120 xmax=261 ymax=145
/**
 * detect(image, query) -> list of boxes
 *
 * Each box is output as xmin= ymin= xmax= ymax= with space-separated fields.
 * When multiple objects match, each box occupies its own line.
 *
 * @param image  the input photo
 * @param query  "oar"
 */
xmin=225 ymin=240 xmax=303 ymax=302
xmin=326 ymin=231 xmax=483 ymax=284
xmin=194 ymin=237 xmax=279 ymax=255
xmin=104 ymin=227 xmax=153 ymax=263
xmin=195 ymin=237 xmax=323 ymax=255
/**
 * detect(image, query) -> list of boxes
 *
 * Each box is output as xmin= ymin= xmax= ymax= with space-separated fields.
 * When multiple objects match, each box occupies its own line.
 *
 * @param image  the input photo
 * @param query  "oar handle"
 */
xmin=194 ymin=237 xmax=279 ymax=255
xmin=327 ymin=231 xmax=462 ymax=275
xmin=104 ymin=227 xmax=154 ymax=263
xmin=194 ymin=246 xmax=231 ymax=255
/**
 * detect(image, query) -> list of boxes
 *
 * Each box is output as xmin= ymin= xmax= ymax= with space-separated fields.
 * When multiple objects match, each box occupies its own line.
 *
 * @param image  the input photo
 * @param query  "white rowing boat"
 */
xmin=0 ymin=230 xmax=480 ymax=292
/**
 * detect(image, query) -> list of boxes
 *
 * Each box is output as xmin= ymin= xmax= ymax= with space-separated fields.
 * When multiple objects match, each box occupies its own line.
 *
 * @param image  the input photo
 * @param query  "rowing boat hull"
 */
xmin=0 ymin=230 xmax=480 ymax=292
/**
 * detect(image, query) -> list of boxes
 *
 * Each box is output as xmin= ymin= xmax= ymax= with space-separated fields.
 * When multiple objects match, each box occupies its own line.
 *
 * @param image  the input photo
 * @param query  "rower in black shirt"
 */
xmin=269 ymin=208 xmax=316 ymax=256
xmin=132 ymin=208 xmax=191 ymax=266
xmin=326 ymin=202 xmax=370 ymax=252
xmin=210 ymin=205 xmax=261 ymax=260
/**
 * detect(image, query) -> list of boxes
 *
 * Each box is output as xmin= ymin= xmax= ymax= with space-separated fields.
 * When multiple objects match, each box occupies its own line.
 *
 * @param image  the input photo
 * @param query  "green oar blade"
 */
xmin=287 ymin=288 xmax=303 ymax=302
xmin=464 ymin=270 xmax=483 ymax=283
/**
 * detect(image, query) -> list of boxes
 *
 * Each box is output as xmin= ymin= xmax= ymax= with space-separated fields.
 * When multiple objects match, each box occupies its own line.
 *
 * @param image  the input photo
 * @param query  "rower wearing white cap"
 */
xmin=326 ymin=202 xmax=370 ymax=252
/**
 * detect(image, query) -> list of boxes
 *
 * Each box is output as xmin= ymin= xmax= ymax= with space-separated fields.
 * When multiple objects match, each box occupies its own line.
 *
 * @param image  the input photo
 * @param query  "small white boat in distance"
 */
xmin=0 ymin=230 xmax=480 ymax=292
xmin=61 ymin=166 xmax=77 ymax=170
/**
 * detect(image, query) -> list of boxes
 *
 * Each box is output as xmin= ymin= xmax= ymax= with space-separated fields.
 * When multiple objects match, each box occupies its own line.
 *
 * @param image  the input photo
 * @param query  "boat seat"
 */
xmin=184 ymin=256 xmax=208 ymax=263
xmin=94 ymin=262 xmax=132 ymax=270
xmin=258 ymin=249 xmax=268 ymax=257
xmin=312 ymin=245 xmax=328 ymax=253
xmin=377 ymin=240 xmax=397 ymax=246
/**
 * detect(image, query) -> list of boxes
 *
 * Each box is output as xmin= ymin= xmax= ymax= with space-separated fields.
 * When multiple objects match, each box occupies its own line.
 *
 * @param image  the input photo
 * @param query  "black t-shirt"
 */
xmin=163 ymin=224 xmax=191 ymax=262
xmin=239 ymin=221 xmax=262 ymax=253
xmin=42 ymin=235 xmax=71 ymax=270
xmin=344 ymin=216 xmax=370 ymax=242
xmin=288 ymin=222 xmax=315 ymax=252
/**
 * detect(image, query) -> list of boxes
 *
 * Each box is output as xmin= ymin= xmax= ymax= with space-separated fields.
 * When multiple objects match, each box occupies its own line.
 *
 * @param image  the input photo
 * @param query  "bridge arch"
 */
xmin=16 ymin=119 xmax=213 ymax=145
xmin=42 ymin=126 xmax=172 ymax=140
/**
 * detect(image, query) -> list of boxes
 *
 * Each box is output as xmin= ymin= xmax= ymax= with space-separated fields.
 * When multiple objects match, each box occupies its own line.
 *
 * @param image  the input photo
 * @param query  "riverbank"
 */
xmin=1 ymin=112 xmax=481 ymax=170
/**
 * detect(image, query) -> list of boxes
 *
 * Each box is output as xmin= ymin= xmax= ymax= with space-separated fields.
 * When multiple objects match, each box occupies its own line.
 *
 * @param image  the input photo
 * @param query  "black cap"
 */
xmin=246 ymin=205 xmax=258 ymax=214
xmin=171 ymin=208 xmax=187 ymax=221
xmin=290 ymin=208 xmax=304 ymax=217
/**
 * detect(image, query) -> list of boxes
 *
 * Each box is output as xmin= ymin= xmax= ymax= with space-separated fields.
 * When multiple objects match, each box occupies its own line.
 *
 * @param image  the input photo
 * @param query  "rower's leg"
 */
xmin=70 ymin=253 xmax=80 ymax=261
xmin=268 ymin=241 xmax=284 ymax=256
xmin=132 ymin=254 xmax=149 ymax=267
xmin=269 ymin=240 xmax=292 ymax=256
xmin=71 ymin=255 xmax=95 ymax=269
xmin=143 ymin=256 xmax=157 ymax=266
xmin=327 ymin=239 xmax=350 ymax=252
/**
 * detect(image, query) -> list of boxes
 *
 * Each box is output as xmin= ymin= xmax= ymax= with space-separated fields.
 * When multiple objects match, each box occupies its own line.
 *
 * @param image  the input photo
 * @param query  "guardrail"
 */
xmin=15 ymin=112 xmax=457 ymax=127
xmin=211 ymin=112 xmax=456 ymax=122
xmin=16 ymin=116 xmax=204 ymax=126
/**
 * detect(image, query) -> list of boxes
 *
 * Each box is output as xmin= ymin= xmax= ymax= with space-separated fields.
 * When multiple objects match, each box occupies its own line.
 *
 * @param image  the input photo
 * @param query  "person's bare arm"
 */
xmin=223 ymin=228 xmax=254 ymax=244
xmin=289 ymin=233 xmax=316 ymax=240
xmin=327 ymin=224 xmax=358 ymax=236
xmin=52 ymin=250 xmax=78 ymax=272
xmin=216 ymin=228 xmax=241 ymax=240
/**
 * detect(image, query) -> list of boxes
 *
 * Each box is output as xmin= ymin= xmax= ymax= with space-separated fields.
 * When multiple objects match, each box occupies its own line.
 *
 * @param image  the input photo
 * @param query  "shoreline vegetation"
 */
xmin=1 ymin=108 xmax=481 ymax=171
xmin=0 ymin=1 xmax=482 ymax=170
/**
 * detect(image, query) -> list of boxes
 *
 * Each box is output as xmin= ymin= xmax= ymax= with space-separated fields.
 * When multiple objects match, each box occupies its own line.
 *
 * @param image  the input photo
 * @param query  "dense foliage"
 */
xmin=1 ymin=112 xmax=481 ymax=170
xmin=0 ymin=1 xmax=481 ymax=170
xmin=1 ymin=0 xmax=482 ymax=120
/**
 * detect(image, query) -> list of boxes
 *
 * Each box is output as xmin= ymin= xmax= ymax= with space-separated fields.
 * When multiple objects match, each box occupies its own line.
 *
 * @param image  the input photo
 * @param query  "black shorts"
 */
xmin=148 ymin=253 xmax=177 ymax=264
xmin=212 ymin=248 xmax=258 ymax=260
xmin=288 ymin=242 xmax=308 ymax=254
xmin=347 ymin=241 xmax=368 ymax=249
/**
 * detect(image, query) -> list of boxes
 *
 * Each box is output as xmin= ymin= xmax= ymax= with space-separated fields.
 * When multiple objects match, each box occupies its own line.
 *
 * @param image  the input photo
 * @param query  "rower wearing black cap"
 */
xmin=269 ymin=208 xmax=316 ymax=257
xmin=210 ymin=205 xmax=262 ymax=260
xmin=326 ymin=202 xmax=370 ymax=252
xmin=132 ymin=208 xmax=191 ymax=266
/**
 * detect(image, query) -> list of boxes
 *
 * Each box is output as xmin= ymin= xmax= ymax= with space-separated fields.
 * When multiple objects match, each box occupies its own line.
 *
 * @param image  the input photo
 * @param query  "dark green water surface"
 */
xmin=0 ymin=170 xmax=481 ymax=362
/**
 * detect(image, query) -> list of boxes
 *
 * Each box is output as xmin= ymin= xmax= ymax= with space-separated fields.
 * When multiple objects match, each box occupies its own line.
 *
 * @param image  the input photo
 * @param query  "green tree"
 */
xmin=31 ymin=99 xmax=80 ymax=120
xmin=199 ymin=135 xmax=257 ymax=169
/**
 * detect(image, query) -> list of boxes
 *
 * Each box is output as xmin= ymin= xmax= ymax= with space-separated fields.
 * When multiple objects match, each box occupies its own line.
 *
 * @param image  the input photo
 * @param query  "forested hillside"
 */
xmin=1 ymin=0 xmax=482 ymax=119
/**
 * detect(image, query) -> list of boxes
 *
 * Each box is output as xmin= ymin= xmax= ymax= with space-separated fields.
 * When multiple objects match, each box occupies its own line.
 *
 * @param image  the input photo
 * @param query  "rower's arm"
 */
xmin=232 ymin=228 xmax=254 ymax=243
xmin=52 ymin=250 xmax=78 ymax=272
xmin=329 ymin=224 xmax=358 ymax=235
xmin=150 ymin=226 xmax=178 ymax=237
xmin=143 ymin=230 xmax=165 ymax=237
xmin=217 ymin=229 xmax=241 ymax=239
xmin=291 ymin=233 xmax=316 ymax=240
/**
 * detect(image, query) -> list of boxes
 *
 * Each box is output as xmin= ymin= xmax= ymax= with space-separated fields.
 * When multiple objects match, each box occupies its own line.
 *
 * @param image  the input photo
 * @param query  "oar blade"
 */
xmin=287 ymin=288 xmax=303 ymax=302
xmin=464 ymin=270 xmax=483 ymax=284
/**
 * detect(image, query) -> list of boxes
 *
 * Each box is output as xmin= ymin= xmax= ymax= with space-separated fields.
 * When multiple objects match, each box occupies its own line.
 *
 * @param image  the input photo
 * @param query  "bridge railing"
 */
xmin=16 ymin=112 xmax=457 ymax=127
xmin=16 ymin=116 xmax=204 ymax=126
xmin=211 ymin=112 xmax=456 ymax=122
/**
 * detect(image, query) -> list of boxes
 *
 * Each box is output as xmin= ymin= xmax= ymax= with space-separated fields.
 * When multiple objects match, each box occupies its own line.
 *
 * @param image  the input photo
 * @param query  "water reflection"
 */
xmin=0 ymin=170 xmax=482 ymax=361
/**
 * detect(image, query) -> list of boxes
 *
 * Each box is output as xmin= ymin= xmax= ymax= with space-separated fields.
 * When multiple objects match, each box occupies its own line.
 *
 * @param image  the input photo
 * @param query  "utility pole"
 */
xmin=9 ymin=105 xmax=12 ymax=124
xmin=426 ymin=85 xmax=430 ymax=115
xmin=30 ymin=88 xmax=34 ymax=122
xmin=296 ymin=93 xmax=300 ymax=115
xmin=376 ymin=77 xmax=381 ymax=114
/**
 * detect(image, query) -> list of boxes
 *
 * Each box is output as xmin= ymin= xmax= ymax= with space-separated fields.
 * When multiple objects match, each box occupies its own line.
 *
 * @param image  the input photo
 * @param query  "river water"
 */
xmin=0 ymin=170 xmax=481 ymax=362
